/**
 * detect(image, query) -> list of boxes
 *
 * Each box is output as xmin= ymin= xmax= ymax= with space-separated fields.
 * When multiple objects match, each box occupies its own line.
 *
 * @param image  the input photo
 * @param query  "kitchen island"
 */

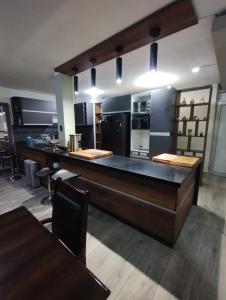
xmin=17 ymin=144 xmax=201 ymax=246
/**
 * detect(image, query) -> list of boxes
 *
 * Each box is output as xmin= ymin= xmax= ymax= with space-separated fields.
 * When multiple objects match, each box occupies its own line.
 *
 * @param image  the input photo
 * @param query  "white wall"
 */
xmin=53 ymin=74 xmax=75 ymax=146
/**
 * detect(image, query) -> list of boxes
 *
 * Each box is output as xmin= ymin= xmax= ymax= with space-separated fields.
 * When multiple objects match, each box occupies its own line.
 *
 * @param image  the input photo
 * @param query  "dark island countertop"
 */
xmin=23 ymin=145 xmax=199 ymax=187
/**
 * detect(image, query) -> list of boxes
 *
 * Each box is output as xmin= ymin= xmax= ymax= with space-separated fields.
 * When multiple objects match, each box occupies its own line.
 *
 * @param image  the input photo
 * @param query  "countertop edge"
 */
xmin=20 ymin=145 xmax=200 ymax=187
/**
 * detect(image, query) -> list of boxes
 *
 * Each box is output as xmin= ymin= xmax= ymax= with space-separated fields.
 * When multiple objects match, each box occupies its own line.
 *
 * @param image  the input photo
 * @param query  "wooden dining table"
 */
xmin=0 ymin=206 xmax=110 ymax=300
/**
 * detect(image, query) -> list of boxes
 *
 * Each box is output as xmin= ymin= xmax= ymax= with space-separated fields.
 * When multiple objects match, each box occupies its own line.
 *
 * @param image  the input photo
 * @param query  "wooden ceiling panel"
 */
xmin=55 ymin=0 xmax=198 ymax=76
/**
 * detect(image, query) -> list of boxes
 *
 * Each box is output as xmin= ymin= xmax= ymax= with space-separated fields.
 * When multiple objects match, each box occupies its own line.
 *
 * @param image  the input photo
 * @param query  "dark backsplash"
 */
xmin=13 ymin=126 xmax=58 ymax=143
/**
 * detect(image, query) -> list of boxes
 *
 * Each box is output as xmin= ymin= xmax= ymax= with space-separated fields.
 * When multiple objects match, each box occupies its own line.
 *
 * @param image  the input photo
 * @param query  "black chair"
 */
xmin=41 ymin=178 xmax=89 ymax=264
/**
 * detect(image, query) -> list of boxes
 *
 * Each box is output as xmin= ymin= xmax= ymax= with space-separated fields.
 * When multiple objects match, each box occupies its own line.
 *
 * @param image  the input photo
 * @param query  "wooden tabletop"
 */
xmin=69 ymin=149 xmax=113 ymax=160
xmin=0 ymin=207 xmax=110 ymax=300
xmin=152 ymin=153 xmax=200 ymax=168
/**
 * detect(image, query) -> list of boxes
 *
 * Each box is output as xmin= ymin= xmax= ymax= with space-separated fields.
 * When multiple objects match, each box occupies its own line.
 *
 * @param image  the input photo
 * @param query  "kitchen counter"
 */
xmin=22 ymin=145 xmax=192 ymax=187
xmin=17 ymin=144 xmax=201 ymax=246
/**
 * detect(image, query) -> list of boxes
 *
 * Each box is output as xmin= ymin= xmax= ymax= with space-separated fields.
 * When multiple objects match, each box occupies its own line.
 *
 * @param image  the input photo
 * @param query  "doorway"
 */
xmin=209 ymin=91 xmax=226 ymax=177
xmin=0 ymin=103 xmax=14 ymax=151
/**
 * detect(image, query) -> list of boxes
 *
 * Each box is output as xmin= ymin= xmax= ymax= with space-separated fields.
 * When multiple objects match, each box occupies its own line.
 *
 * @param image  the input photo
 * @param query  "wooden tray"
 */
xmin=69 ymin=149 xmax=113 ymax=160
xmin=152 ymin=153 xmax=200 ymax=168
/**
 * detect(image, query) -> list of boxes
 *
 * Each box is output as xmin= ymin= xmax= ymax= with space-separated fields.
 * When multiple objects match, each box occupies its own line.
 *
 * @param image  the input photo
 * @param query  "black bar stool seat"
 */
xmin=36 ymin=167 xmax=55 ymax=178
xmin=36 ymin=168 xmax=80 ymax=205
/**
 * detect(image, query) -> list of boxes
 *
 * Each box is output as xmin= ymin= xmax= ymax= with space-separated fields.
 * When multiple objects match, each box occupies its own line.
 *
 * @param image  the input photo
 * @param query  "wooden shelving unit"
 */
xmin=176 ymin=102 xmax=208 ymax=107
xmin=95 ymin=103 xmax=102 ymax=149
xmin=173 ymin=85 xmax=212 ymax=171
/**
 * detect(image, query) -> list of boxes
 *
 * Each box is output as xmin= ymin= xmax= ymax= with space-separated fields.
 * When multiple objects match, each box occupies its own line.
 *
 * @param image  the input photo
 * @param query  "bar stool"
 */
xmin=1 ymin=154 xmax=21 ymax=181
xmin=0 ymin=149 xmax=6 ymax=168
xmin=36 ymin=167 xmax=54 ymax=205
xmin=36 ymin=167 xmax=80 ymax=205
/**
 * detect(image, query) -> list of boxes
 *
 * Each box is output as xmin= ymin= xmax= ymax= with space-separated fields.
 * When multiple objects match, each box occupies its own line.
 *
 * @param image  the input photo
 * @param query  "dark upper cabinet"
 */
xmin=11 ymin=97 xmax=57 ymax=126
xmin=150 ymin=88 xmax=176 ymax=132
xmin=22 ymin=112 xmax=54 ymax=125
xmin=11 ymin=97 xmax=56 ymax=112
xmin=102 ymin=95 xmax=131 ymax=113
xmin=74 ymin=102 xmax=93 ymax=126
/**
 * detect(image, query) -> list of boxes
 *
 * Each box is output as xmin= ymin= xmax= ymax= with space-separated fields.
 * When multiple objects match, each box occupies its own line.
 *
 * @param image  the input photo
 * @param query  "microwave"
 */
xmin=132 ymin=114 xmax=150 ymax=130
xmin=132 ymin=99 xmax=150 ymax=114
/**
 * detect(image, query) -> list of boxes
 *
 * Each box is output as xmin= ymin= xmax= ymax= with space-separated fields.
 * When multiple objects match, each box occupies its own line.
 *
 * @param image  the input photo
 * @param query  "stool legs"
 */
xmin=9 ymin=157 xmax=21 ymax=182
xmin=40 ymin=175 xmax=52 ymax=205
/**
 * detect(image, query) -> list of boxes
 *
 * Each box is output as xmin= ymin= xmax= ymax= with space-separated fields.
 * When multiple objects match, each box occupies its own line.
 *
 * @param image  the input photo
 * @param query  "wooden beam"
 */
xmin=55 ymin=0 xmax=198 ymax=76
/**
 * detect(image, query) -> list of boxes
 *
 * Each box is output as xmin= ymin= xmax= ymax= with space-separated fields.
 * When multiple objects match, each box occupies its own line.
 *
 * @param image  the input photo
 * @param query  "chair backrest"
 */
xmin=51 ymin=178 xmax=89 ymax=263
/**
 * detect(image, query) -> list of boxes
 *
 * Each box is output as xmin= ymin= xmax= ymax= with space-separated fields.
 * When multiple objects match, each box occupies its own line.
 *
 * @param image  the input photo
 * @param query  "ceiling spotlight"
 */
xmin=115 ymin=46 xmax=123 ymax=84
xmin=192 ymin=67 xmax=200 ymax=73
xmin=149 ymin=27 xmax=161 ymax=72
xmin=135 ymin=71 xmax=177 ymax=88
xmin=90 ymin=59 xmax=97 ymax=88
xmin=74 ymin=75 xmax=78 ymax=95
xmin=85 ymin=87 xmax=103 ymax=98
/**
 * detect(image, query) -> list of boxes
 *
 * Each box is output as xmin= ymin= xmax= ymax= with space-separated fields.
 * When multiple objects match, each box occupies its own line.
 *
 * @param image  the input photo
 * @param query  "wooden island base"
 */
xmin=17 ymin=145 xmax=201 ymax=246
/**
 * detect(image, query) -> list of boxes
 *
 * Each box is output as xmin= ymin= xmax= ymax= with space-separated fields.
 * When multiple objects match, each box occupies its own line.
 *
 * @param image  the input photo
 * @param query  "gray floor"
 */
xmin=0 ymin=172 xmax=226 ymax=300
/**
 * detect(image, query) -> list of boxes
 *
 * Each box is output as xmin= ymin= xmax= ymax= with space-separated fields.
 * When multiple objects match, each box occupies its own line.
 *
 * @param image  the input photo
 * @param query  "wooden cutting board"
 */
xmin=152 ymin=153 xmax=200 ymax=168
xmin=69 ymin=149 xmax=113 ymax=160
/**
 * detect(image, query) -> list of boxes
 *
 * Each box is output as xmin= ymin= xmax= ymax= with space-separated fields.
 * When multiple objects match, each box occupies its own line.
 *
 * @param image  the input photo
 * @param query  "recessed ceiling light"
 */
xmin=85 ymin=87 xmax=103 ymax=97
xmin=135 ymin=71 xmax=178 ymax=88
xmin=191 ymin=67 xmax=200 ymax=73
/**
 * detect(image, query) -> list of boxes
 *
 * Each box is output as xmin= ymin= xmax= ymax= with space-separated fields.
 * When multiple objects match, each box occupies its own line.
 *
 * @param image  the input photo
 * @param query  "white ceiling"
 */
xmin=0 ymin=0 xmax=225 ymax=95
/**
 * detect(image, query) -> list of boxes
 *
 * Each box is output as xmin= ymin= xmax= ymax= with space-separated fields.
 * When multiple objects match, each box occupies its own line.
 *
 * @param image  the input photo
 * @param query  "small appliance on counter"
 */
xmin=32 ymin=134 xmax=52 ymax=147
xmin=69 ymin=134 xmax=82 ymax=151
xmin=26 ymin=136 xmax=33 ymax=147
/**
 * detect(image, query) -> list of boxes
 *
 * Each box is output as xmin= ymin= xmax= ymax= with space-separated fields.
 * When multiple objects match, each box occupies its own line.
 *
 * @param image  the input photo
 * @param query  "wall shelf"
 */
xmin=178 ymin=135 xmax=205 ymax=138
xmin=176 ymin=103 xmax=208 ymax=107
xmin=173 ymin=85 xmax=212 ymax=173
xmin=95 ymin=103 xmax=102 ymax=149
xmin=177 ymin=148 xmax=204 ymax=153
xmin=176 ymin=119 xmax=207 ymax=122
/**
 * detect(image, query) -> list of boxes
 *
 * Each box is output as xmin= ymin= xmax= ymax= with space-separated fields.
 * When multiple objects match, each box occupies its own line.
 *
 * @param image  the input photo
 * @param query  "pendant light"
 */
xmin=135 ymin=26 xmax=177 ymax=88
xmin=90 ymin=58 xmax=97 ymax=87
xmin=115 ymin=46 xmax=123 ymax=84
xmin=85 ymin=59 xmax=103 ymax=97
xmin=74 ymin=75 xmax=78 ymax=95
xmin=149 ymin=27 xmax=161 ymax=72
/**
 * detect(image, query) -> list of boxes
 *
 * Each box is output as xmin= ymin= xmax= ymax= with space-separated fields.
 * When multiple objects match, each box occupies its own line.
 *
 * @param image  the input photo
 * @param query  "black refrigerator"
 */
xmin=101 ymin=113 xmax=130 ymax=156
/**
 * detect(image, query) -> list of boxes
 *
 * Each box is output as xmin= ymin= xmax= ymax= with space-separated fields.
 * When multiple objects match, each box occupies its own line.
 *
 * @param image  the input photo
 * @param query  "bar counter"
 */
xmin=17 ymin=144 xmax=201 ymax=246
